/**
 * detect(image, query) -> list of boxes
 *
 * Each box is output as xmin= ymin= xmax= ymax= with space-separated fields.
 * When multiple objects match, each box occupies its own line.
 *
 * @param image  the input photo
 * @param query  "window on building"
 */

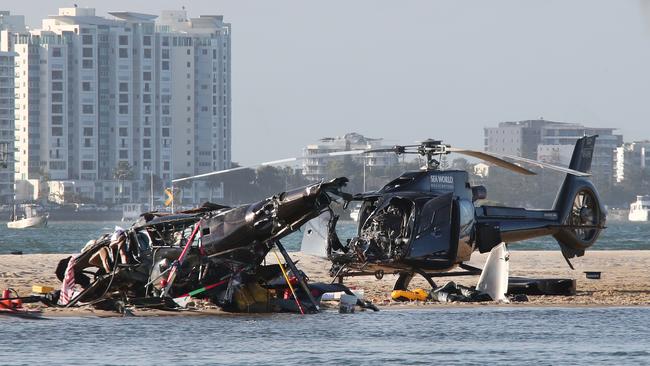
xmin=119 ymin=94 xmax=129 ymax=103
xmin=51 ymin=104 xmax=63 ymax=114
xmin=162 ymin=37 xmax=169 ymax=46
xmin=143 ymin=150 xmax=151 ymax=159
xmin=82 ymin=48 xmax=93 ymax=57
xmin=82 ymin=35 xmax=93 ymax=45
xmin=119 ymin=105 xmax=128 ymax=114
xmin=52 ymin=116 xmax=63 ymax=125
xmin=143 ymin=48 xmax=151 ymax=59
xmin=82 ymin=82 xmax=91 ymax=91
xmin=52 ymin=82 xmax=63 ymax=91
xmin=162 ymin=61 xmax=169 ymax=70
xmin=143 ymin=139 xmax=151 ymax=148
xmin=50 ymin=161 xmax=66 ymax=170
xmin=162 ymin=128 xmax=170 ymax=137
xmin=82 ymin=105 xmax=94 ymax=114
xmin=143 ymin=72 xmax=151 ymax=81
xmin=162 ymin=49 xmax=169 ymax=59
xmin=51 ymin=70 xmax=63 ymax=80
xmin=143 ymin=94 xmax=151 ymax=103
xmin=52 ymin=93 xmax=63 ymax=102
xmin=144 ymin=128 xmax=151 ymax=137
xmin=82 ymin=161 xmax=94 ymax=170
xmin=119 ymin=48 xmax=128 ymax=58
xmin=119 ymin=83 xmax=128 ymax=92
xmin=119 ymin=150 xmax=128 ymax=159
xmin=83 ymin=127 xmax=93 ymax=136
xmin=143 ymin=35 xmax=151 ymax=46
xmin=51 ymin=127 xmax=63 ymax=136
xmin=119 ymin=127 xmax=128 ymax=137
xmin=119 ymin=35 xmax=128 ymax=45
xmin=186 ymin=61 xmax=191 ymax=68
xmin=82 ymin=59 xmax=93 ymax=69
xmin=84 ymin=139 xmax=92 ymax=148
xmin=163 ymin=161 xmax=170 ymax=170
xmin=52 ymin=47 xmax=62 ymax=57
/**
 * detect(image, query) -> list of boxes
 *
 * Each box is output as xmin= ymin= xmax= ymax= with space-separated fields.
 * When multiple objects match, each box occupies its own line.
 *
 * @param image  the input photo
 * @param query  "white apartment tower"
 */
xmin=0 ymin=51 xmax=15 ymax=203
xmin=6 ymin=8 xmax=231 ymax=203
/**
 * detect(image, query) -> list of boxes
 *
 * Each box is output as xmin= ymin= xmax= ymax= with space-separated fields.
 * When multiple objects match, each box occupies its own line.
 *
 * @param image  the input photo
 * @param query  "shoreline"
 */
xmin=2 ymin=250 xmax=650 ymax=317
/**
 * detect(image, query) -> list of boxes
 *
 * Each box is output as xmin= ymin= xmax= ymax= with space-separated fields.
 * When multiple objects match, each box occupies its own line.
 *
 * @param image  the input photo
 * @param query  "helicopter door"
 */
xmin=407 ymin=193 xmax=454 ymax=261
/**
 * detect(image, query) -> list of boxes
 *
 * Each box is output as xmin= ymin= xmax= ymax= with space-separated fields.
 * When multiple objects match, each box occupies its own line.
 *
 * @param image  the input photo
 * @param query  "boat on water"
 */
xmin=349 ymin=203 xmax=362 ymax=222
xmin=628 ymin=195 xmax=650 ymax=222
xmin=121 ymin=203 xmax=145 ymax=222
xmin=7 ymin=204 xmax=48 ymax=229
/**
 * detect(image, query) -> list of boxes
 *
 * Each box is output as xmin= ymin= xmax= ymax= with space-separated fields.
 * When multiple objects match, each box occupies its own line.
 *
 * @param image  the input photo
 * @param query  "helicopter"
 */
xmin=52 ymin=178 xmax=378 ymax=314
xmin=175 ymin=135 xmax=605 ymax=293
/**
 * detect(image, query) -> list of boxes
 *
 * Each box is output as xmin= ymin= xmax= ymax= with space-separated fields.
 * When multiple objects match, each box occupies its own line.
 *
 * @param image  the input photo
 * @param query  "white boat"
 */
xmin=349 ymin=203 xmax=362 ymax=222
xmin=7 ymin=204 xmax=48 ymax=229
xmin=122 ymin=203 xmax=144 ymax=222
xmin=628 ymin=195 xmax=650 ymax=222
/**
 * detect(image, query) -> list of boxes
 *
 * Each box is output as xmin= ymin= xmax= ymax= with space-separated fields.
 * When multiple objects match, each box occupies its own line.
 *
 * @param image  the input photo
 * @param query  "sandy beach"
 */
xmin=1 ymin=250 xmax=649 ymax=316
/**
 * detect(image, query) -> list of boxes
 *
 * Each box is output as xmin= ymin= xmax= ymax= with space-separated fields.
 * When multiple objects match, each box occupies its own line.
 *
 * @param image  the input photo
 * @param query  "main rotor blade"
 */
xmin=448 ymin=148 xmax=591 ymax=177
xmin=449 ymin=148 xmax=536 ymax=175
xmin=172 ymin=150 xmax=368 ymax=183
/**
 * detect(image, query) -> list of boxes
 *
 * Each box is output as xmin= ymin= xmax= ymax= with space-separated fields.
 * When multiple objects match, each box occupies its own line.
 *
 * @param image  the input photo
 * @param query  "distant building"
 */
xmin=5 ymin=7 xmax=231 ymax=203
xmin=0 ymin=11 xmax=26 ymax=49
xmin=472 ymin=162 xmax=490 ymax=178
xmin=484 ymin=119 xmax=622 ymax=188
xmin=0 ymin=50 xmax=15 ymax=203
xmin=613 ymin=141 xmax=650 ymax=183
xmin=302 ymin=133 xmax=398 ymax=181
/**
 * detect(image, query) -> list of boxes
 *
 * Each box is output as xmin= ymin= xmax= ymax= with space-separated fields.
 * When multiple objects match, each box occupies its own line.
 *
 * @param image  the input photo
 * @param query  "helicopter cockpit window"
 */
xmin=458 ymin=199 xmax=475 ymax=233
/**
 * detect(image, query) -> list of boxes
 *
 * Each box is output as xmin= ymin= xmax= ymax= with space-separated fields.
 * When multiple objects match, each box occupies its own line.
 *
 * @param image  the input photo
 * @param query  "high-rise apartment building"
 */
xmin=484 ymin=119 xmax=622 ymax=189
xmin=613 ymin=141 xmax=650 ymax=184
xmin=6 ymin=7 xmax=231 ymax=203
xmin=0 ymin=50 xmax=15 ymax=203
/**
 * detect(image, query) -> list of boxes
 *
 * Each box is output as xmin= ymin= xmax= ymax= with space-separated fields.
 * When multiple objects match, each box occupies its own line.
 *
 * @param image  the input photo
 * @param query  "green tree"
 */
xmin=174 ymin=174 xmax=193 ymax=205
xmin=113 ymin=162 xmax=134 ymax=203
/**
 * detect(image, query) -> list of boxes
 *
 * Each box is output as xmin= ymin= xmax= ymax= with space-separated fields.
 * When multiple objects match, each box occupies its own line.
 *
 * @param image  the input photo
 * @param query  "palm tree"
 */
xmin=174 ymin=173 xmax=192 ymax=205
xmin=113 ymin=161 xmax=134 ymax=203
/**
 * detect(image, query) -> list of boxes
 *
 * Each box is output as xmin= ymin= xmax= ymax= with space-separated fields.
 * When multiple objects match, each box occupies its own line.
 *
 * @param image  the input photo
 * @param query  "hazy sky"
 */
xmin=9 ymin=0 xmax=650 ymax=165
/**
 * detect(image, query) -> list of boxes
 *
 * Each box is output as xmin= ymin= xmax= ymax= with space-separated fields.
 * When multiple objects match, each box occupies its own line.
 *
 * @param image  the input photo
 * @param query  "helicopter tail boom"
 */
xmin=475 ymin=136 xmax=605 ymax=258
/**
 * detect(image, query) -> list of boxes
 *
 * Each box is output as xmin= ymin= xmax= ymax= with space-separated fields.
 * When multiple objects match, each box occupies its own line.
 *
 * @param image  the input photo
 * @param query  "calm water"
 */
xmin=0 ymin=219 xmax=649 ymax=254
xmin=1 ymin=307 xmax=649 ymax=365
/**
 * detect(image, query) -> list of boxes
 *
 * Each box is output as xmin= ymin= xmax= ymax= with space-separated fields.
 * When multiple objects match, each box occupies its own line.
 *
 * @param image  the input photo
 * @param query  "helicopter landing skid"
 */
xmin=331 ymin=263 xmax=483 ymax=291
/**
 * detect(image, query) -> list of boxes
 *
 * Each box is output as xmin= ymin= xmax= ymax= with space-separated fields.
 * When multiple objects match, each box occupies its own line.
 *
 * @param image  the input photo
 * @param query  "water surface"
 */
xmin=2 ymin=307 xmax=649 ymax=365
xmin=1 ymin=220 xmax=649 ymax=255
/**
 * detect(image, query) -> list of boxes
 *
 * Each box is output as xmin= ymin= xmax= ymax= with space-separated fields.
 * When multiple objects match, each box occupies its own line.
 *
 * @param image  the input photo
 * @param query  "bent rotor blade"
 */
xmin=172 ymin=150 xmax=368 ymax=183
xmin=448 ymin=148 xmax=536 ymax=175
xmin=449 ymin=148 xmax=591 ymax=177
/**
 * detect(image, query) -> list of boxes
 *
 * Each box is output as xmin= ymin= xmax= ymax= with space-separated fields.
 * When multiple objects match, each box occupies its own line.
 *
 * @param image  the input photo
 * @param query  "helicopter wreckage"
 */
xmin=48 ymin=178 xmax=377 ymax=314
xmin=24 ymin=135 xmax=604 ymax=315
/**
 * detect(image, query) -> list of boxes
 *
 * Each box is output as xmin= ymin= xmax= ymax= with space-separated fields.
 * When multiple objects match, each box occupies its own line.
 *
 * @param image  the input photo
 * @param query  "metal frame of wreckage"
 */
xmin=62 ymin=208 xmax=324 ymax=313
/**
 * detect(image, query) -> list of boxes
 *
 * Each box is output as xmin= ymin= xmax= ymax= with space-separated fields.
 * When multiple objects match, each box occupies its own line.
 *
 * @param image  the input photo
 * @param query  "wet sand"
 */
xmin=1 ymin=250 xmax=649 ymax=316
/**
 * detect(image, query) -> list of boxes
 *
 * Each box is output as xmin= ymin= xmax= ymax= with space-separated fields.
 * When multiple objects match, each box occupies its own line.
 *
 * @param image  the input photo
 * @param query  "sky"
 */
xmin=9 ymin=0 xmax=650 ymax=165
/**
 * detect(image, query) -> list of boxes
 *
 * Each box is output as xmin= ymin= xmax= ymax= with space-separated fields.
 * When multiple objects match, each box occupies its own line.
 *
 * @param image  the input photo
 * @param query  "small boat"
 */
xmin=7 ymin=204 xmax=48 ymax=229
xmin=628 ymin=195 xmax=650 ymax=222
xmin=349 ymin=203 xmax=362 ymax=222
xmin=122 ymin=203 xmax=144 ymax=222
